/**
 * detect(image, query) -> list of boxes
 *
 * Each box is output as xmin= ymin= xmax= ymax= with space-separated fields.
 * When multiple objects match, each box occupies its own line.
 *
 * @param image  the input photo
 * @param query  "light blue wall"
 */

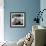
xmin=4 ymin=0 xmax=40 ymax=42
xmin=40 ymin=0 xmax=46 ymax=27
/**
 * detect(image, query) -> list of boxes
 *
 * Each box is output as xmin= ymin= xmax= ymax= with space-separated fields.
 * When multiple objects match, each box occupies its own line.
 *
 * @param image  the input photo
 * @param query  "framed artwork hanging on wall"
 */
xmin=10 ymin=12 xmax=25 ymax=28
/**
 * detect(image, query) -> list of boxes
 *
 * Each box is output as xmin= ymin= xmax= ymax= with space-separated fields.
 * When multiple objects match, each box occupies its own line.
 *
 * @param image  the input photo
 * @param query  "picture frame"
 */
xmin=10 ymin=12 xmax=26 ymax=28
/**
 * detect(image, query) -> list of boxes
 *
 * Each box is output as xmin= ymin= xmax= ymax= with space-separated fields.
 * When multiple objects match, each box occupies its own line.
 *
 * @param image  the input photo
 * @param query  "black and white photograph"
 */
xmin=10 ymin=12 xmax=25 ymax=27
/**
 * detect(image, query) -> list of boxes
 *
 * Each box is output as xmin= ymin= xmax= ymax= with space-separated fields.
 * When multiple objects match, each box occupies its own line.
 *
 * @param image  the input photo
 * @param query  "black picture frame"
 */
xmin=10 ymin=12 xmax=26 ymax=28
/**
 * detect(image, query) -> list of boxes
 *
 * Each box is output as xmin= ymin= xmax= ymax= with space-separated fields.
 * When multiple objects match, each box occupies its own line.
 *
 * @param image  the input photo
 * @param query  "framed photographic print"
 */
xmin=10 ymin=12 xmax=25 ymax=28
